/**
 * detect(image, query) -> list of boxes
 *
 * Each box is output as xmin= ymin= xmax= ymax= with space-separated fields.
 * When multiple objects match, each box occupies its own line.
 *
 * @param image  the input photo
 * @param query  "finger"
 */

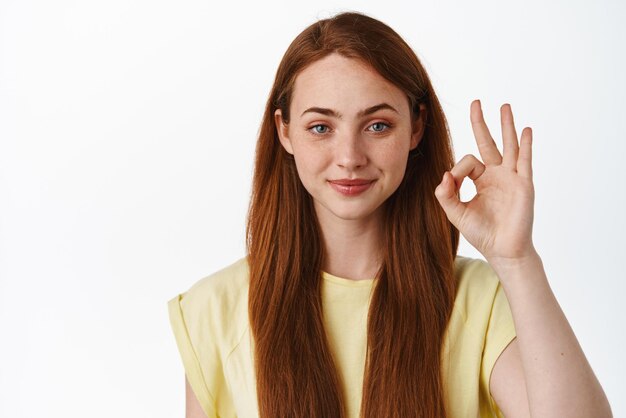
xmin=435 ymin=155 xmax=486 ymax=227
xmin=434 ymin=171 xmax=465 ymax=229
xmin=501 ymin=103 xmax=519 ymax=170
xmin=449 ymin=154 xmax=487 ymax=189
xmin=471 ymin=99 xmax=502 ymax=166
xmin=517 ymin=127 xmax=533 ymax=179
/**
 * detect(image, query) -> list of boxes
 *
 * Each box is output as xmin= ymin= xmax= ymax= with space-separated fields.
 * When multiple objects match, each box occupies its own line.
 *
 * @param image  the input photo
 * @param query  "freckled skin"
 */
xmin=274 ymin=53 xmax=425 ymax=225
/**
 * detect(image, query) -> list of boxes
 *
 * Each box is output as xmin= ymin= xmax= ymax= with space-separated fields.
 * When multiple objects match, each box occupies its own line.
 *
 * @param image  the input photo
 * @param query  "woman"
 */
xmin=168 ymin=11 xmax=612 ymax=418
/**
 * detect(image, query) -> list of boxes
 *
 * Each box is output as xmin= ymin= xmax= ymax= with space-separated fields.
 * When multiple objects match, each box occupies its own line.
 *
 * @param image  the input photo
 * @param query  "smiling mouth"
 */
xmin=329 ymin=178 xmax=375 ymax=186
xmin=328 ymin=179 xmax=375 ymax=196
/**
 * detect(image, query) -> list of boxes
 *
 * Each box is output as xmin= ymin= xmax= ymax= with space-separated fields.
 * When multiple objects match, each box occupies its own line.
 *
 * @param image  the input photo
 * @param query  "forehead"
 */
xmin=290 ymin=54 xmax=410 ymax=117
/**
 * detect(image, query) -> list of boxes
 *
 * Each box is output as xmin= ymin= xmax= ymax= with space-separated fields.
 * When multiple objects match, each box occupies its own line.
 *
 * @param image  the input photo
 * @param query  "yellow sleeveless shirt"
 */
xmin=168 ymin=255 xmax=515 ymax=417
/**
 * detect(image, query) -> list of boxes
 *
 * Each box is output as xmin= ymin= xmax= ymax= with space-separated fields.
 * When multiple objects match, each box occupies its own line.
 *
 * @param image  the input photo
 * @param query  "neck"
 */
xmin=315 ymin=204 xmax=384 ymax=281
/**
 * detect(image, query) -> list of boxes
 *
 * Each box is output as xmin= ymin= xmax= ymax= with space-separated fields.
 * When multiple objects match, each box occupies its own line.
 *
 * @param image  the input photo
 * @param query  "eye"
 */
xmin=368 ymin=122 xmax=391 ymax=133
xmin=308 ymin=124 xmax=331 ymax=135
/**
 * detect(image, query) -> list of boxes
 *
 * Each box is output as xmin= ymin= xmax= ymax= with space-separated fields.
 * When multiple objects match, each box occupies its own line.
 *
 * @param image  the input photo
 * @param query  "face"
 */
xmin=274 ymin=53 xmax=426 ymax=226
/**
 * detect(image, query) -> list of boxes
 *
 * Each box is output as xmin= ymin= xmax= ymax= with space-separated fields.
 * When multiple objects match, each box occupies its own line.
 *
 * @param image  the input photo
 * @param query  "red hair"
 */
xmin=246 ymin=11 xmax=459 ymax=418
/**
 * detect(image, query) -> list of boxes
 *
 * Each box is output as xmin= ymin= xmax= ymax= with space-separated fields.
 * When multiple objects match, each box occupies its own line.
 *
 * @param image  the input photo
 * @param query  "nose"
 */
xmin=335 ymin=130 xmax=368 ymax=170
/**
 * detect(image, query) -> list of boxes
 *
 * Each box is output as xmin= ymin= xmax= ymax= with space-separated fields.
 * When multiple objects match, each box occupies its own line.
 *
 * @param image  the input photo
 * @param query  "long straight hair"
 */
xmin=246 ymin=11 xmax=460 ymax=418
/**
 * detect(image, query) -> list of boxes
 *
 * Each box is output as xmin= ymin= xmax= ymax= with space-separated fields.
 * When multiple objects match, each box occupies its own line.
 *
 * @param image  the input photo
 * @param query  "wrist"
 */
xmin=486 ymin=247 xmax=543 ymax=278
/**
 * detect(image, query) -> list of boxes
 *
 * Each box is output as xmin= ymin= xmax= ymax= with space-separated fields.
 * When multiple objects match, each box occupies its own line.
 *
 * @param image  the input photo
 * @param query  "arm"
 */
xmin=435 ymin=100 xmax=612 ymax=417
xmin=186 ymin=376 xmax=209 ymax=418
xmin=490 ymin=338 xmax=530 ymax=418
xmin=488 ymin=253 xmax=612 ymax=417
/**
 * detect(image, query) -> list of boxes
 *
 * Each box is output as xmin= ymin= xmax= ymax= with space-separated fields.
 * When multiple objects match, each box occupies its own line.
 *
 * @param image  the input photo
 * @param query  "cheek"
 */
xmin=291 ymin=146 xmax=328 ymax=185
xmin=375 ymin=141 xmax=411 ymax=174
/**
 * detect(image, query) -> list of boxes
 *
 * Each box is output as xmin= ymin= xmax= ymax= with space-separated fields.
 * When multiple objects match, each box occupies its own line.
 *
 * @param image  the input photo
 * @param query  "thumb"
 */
xmin=434 ymin=171 xmax=465 ymax=228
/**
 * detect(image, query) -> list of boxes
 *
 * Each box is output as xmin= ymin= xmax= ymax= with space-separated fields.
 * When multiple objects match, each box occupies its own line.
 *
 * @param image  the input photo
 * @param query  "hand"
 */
xmin=434 ymin=100 xmax=536 ymax=265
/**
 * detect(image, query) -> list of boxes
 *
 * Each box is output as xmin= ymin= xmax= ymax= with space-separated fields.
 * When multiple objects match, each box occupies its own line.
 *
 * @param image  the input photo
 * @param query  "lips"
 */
xmin=328 ymin=178 xmax=375 ymax=196
xmin=328 ymin=179 xmax=374 ymax=186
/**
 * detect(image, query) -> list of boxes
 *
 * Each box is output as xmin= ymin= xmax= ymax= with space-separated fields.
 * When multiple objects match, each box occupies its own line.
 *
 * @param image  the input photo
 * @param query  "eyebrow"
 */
xmin=300 ymin=103 xmax=399 ymax=118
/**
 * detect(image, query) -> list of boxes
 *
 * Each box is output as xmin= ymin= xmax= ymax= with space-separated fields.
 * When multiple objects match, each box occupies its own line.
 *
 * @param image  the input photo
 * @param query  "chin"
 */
xmin=320 ymin=201 xmax=385 ymax=222
xmin=334 ymin=212 xmax=373 ymax=221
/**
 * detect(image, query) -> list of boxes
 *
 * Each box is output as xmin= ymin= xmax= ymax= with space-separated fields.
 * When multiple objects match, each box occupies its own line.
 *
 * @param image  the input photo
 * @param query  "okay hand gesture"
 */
xmin=434 ymin=100 xmax=537 ymax=266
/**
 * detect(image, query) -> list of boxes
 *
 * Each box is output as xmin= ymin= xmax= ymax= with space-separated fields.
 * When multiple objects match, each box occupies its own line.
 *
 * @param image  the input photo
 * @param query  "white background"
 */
xmin=1 ymin=0 xmax=624 ymax=416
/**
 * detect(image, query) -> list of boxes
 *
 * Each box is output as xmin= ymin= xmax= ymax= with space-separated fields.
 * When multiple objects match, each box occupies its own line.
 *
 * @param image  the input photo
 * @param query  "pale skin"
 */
xmin=436 ymin=101 xmax=613 ymax=417
xmin=183 ymin=54 xmax=612 ymax=417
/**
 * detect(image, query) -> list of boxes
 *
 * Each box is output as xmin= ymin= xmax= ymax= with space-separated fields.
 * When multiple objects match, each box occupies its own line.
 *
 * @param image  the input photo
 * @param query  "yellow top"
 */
xmin=167 ymin=255 xmax=516 ymax=418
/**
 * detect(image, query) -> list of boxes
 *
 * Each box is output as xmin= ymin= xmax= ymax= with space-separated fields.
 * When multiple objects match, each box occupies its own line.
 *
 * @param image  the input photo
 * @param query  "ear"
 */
xmin=274 ymin=109 xmax=294 ymax=155
xmin=410 ymin=103 xmax=427 ymax=151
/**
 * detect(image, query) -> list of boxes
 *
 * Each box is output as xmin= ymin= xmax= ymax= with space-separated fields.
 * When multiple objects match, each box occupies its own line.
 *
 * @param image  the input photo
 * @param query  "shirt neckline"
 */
xmin=321 ymin=271 xmax=376 ymax=288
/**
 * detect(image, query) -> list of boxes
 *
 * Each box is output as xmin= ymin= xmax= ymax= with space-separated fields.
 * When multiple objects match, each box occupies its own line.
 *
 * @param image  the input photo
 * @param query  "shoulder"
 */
xmin=167 ymin=258 xmax=249 ymax=417
xmin=183 ymin=256 xmax=250 ymax=307
xmin=169 ymin=256 xmax=250 ymax=351
xmin=454 ymin=254 xmax=500 ymax=280
xmin=446 ymin=256 xmax=517 ymax=416
xmin=452 ymin=255 xmax=504 ymax=323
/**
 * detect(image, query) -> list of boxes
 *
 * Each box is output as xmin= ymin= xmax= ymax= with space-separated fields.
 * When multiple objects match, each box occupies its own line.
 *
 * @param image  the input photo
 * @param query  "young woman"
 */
xmin=168 ymin=11 xmax=612 ymax=418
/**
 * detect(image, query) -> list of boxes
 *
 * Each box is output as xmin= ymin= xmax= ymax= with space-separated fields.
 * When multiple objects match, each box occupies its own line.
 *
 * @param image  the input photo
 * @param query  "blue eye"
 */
xmin=369 ymin=122 xmax=390 ymax=132
xmin=310 ymin=124 xmax=330 ymax=134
